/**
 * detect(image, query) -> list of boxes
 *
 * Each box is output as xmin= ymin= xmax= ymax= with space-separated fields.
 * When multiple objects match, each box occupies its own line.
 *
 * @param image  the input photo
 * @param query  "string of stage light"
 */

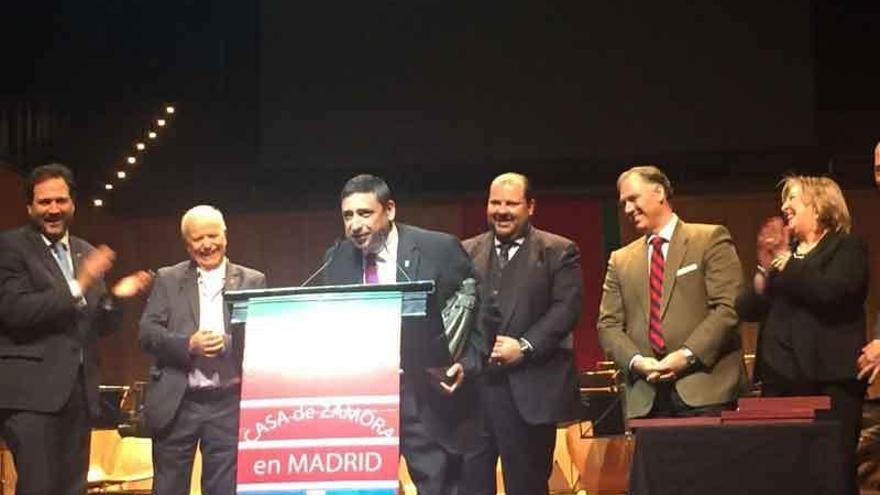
xmin=91 ymin=104 xmax=176 ymax=207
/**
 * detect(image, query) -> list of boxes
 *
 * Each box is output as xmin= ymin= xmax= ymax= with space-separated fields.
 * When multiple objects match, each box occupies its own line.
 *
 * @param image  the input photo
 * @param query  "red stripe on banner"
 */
xmin=237 ymin=444 xmax=399 ymax=485
xmin=241 ymin=368 xmax=399 ymax=400
xmin=239 ymin=405 xmax=400 ymax=442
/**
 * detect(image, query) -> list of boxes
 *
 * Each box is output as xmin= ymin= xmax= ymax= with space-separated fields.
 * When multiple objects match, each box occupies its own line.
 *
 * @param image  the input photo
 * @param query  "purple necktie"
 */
xmin=364 ymin=253 xmax=379 ymax=284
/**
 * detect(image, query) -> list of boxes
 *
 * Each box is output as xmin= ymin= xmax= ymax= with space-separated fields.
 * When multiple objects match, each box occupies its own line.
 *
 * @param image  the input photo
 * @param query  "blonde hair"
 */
xmin=780 ymin=175 xmax=851 ymax=234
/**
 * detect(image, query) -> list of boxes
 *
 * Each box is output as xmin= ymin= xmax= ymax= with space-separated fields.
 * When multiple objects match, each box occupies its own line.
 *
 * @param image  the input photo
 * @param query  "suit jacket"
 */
xmin=736 ymin=232 xmax=868 ymax=383
xmin=0 ymin=226 xmax=120 ymax=417
xmin=139 ymin=260 xmax=266 ymax=434
xmin=598 ymin=220 xmax=745 ymax=418
xmin=321 ymin=223 xmax=482 ymax=453
xmin=462 ymin=227 xmax=583 ymax=425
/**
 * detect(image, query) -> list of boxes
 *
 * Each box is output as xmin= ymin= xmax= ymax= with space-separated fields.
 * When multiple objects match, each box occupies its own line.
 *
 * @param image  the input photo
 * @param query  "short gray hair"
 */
xmin=180 ymin=204 xmax=227 ymax=238
xmin=617 ymin=165 xmax=674 ymax=199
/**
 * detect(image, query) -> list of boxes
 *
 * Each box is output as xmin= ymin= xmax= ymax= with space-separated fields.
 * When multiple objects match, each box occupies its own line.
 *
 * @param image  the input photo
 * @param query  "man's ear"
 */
xmin=654 ymin=184 xmax=666 ymax=203
xmin=384 ymin=199 xmax=396 ymax=222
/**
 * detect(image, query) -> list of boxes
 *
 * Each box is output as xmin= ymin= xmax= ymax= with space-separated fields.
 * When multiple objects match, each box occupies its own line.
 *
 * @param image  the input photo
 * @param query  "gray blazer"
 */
xmin=139 ymin=260 xmax=266 ymax=433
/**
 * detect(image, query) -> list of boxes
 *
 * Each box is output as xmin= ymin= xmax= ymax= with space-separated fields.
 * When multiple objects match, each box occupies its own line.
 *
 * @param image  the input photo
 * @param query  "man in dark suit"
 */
xmin=598 ymin=165 xmax=745 ymax=418
xmin=139 ymin=205 xmax=266 ymax=495
xmin=460 ymin=173 xmax=583 ymax=495
xmin=0 ymin=163 xmax=152 ymax=495
xmin=321 ymin=174 xmax=482 ymax=495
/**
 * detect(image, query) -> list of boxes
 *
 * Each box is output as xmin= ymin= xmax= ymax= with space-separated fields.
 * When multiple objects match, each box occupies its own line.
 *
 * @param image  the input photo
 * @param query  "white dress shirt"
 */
xmin=188 ymin=259 xmax=228 ymax=389
xmin=42 ymin=233 xmax=86 ymax=305
xmin=364 ymin=225 xmax=399 ymax=284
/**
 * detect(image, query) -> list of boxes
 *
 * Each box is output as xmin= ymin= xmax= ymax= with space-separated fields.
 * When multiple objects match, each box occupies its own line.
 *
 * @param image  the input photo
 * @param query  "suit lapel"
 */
xmin=25 ymin=228 xmax=69 ymax=289
xmin=396 ymin=225 xmax=420 ymax=282
xmin=223 ymin=263 xmax=242 ymax=333
xmin=181 ymin=263 xmax=200 ymax=331
xmin=631 ymin=239 xmax=650 ymax=323
xmin=471 ymin=232 xmax=493 ymax=282
xmin=661 ymin=221 xmax=689 ymax=317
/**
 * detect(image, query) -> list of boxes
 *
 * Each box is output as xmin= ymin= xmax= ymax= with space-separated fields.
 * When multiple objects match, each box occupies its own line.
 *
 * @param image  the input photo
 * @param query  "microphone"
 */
xmin=300 ymin=238 xmax=343 ymax=286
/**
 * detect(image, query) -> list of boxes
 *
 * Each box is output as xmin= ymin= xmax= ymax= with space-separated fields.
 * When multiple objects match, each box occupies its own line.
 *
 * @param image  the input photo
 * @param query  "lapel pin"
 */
xmin=404 ymin=260 xmax=410 ymax=268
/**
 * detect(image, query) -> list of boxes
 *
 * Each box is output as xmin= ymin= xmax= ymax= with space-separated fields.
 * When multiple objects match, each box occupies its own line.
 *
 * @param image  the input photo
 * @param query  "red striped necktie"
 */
xmin=648 ymin=236 xmax=667 ymax=355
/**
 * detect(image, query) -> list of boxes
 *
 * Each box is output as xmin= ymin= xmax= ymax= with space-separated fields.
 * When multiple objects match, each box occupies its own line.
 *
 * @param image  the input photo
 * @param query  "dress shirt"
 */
xmin=493 ymin=235 xmax=524 ymax=261
xmin=630 ymin=214 xmax=695 ymax=368
xmin=646 ymin=214 xmax=678 ymax=265
xmin=41 ymin=233 xmax=85 ymax=305
xmin=363 ymin=225 xmax=399 ymax=284
xmin=188 ymin=259 xmax=228 ymax=389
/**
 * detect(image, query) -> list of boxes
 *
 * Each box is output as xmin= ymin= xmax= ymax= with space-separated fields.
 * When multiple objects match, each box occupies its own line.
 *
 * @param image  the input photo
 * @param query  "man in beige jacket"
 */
xmin=598 ymin=165 xmax=745 ymax=418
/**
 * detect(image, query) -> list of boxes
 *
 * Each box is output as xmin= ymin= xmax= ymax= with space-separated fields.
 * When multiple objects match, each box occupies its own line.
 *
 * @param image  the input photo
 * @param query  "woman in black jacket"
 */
xmin=737 ymin=175 xmax=868 ymax=495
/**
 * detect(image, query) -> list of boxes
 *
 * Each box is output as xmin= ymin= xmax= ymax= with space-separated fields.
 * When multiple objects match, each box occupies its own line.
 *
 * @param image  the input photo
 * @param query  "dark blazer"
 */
xmin=0 ymin=225 xmax=120 ymax=418
xmin=736 ymin=232 xmax=868 ymax=383
xmin=139 ymin=260 xmax=266 ymax=433
xmin=462 ymin=227 xmax=583 ymax=425
xmin=321 ymin=223 xmax=482 ymax=453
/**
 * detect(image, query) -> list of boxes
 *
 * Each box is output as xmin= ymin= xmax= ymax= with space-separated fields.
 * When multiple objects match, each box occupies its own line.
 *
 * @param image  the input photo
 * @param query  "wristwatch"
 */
xmin=681 ymin=347 xmax=697 ymax=367
xmin=518 ymin=338 xmax=534 ymax=359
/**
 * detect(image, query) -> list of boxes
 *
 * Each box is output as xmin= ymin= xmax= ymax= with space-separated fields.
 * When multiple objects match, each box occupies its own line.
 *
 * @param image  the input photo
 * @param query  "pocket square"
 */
xmin=676 ymin=263 xmax=698 ymax=276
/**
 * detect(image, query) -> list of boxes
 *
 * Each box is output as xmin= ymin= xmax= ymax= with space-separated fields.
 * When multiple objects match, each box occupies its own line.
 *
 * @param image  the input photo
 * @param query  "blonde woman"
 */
xmin=737 ymin=175 xmax=868 ymax=495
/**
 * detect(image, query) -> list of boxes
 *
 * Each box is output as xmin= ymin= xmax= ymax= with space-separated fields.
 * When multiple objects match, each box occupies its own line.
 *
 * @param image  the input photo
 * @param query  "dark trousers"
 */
xmin=0 ymin=372 xmax=89 ymax=495
xmin=647 ymin=381 xmax=735 ymax=418
xmin=462 ymin=374 xmax=556 ymax=495
xmin=400 ymin=387 xmax=462 ymax=495
xmin=762 ymin=378 xmax=865 ymax=495
xmin=151 ymin=386 xmax=240 ymax=495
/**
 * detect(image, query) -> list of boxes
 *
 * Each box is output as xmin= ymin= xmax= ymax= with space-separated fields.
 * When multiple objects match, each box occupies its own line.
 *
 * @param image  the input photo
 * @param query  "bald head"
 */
xmin=491 ymin=172 xmax=532 ymax=202
xmin=486 ymin=172 xmax=535 ymax=242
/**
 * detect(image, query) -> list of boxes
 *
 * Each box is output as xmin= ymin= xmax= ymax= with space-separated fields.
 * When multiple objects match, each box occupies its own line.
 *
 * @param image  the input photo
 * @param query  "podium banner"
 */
xmin=236 ymin=291 xmax=403 ymax=495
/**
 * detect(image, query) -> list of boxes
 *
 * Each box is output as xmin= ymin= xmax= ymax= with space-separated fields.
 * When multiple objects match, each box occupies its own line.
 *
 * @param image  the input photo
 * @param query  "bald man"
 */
xmin=461 ymin=173 xmax=583 ymax=495
xmin=139 ymin=205 xmax=266 ymax=495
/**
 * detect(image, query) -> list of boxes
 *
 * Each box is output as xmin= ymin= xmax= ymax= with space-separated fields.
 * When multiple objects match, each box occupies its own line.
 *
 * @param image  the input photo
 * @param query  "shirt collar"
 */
xmin=41 ymin=232 xmax=70 ymax=251
xmin=648 ymin=214 xmax=678 ymax=244
xmin=197 ymin=258 xmax=228 ymax=281
xmin=369 ymin=224 xmax=398 ymax=262
xmin=493 ymin=226 xmax=529 ymax=248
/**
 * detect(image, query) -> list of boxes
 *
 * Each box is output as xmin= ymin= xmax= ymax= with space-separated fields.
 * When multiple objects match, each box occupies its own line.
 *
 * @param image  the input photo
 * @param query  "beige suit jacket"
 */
xmin=597 ymin=219 xmax=746 ymax=418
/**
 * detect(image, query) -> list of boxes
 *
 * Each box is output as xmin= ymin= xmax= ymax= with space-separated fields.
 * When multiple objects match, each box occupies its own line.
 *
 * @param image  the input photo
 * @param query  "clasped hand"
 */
xmin=189 ymin=329 xmax=226 ymax=357
xmin=632 ymin=350 xmax=691 ymax=383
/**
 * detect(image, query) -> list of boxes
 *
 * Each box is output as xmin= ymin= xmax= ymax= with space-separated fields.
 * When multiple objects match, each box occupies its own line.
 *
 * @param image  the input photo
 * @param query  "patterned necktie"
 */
xmin=51 ymin=242 xmax=75 ymax=281
xmin=498 ymin=243 xmax=511 ymax=270
xmin=364 ymin=253 xmax=379 ymax=284
xmin=648 ymin=236 xmax=667 ymax=355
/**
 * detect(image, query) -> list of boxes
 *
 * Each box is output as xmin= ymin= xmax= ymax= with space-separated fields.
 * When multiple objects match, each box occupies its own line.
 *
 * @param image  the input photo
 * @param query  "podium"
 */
xmin=226 ymin=281 xmax=434 ymax=495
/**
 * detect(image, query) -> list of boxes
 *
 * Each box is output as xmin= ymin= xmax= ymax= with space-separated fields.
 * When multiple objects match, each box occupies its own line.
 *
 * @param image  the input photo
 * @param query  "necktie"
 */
xmin=52 ymin=242 xmax=75 ymax=281
xmin=648 ymin=236 xmax=667 ymax=355
xmin=498 ymin=243 xmax=511 ymax=270
xmin=364 ymin=253 xmax=379 ymax=284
